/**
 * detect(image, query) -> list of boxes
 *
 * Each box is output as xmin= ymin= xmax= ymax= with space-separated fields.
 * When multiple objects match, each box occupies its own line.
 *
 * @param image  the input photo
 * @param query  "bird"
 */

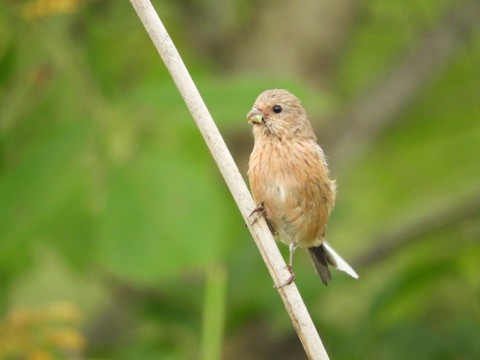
xmin=246 ymin=89 xmax=359 ymax=287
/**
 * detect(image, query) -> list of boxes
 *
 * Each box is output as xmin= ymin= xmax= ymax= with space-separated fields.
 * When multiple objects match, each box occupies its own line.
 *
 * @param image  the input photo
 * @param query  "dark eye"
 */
xmin=273 ymin=105 xmax=282 ymax=113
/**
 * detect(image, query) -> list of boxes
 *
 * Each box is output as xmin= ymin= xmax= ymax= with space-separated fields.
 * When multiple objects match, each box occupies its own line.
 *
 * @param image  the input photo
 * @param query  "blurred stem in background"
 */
xmin=201 ymin=263 xmax=227 ymax=360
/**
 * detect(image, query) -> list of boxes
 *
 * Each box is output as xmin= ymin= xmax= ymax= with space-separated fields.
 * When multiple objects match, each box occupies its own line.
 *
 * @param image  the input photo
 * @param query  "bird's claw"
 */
xmin=274 ymin=265 xmax=296 ymax=289
xmin=248 ymin=202 xmax=265 ymax=225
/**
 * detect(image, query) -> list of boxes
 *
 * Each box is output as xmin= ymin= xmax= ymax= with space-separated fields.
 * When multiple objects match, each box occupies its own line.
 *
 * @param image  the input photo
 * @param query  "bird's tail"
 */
xmin=308 ymin=240 xmax=359 ymax=285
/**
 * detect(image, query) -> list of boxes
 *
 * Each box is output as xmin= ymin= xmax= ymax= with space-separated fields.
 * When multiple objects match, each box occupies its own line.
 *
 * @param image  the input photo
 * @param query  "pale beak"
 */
xmin=247 ymin=107 xmax=264 ymax=124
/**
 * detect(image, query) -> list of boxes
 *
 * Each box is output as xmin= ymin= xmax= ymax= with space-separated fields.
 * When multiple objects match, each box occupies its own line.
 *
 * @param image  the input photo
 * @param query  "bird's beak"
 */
xmin=247 ymin=107 xmax=264 ymax=124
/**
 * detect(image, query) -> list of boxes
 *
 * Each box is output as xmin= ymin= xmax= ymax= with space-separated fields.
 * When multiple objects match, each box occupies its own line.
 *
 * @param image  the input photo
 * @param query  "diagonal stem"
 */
xmin=129 ymin=1 xmax=330 ymax=359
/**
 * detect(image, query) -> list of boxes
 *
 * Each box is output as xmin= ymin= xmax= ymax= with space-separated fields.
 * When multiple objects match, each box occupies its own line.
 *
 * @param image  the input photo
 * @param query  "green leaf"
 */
xmin=98 ymin=149 xmax=233 ymax=283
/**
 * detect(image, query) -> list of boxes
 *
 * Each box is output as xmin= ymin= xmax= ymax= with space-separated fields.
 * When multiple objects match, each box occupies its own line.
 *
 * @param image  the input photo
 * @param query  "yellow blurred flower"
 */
xmin=28 ymin=349 xmax=54 ymax=360
xmin=23 ymin=0 xmax=83 ymax=20
xmin=48 ymin=328 xmax=85 ymax=351
xmin=47 ymin=302 xmax=82 ymax=324
xmin=0 ymin=302 xmax=86 ymax=359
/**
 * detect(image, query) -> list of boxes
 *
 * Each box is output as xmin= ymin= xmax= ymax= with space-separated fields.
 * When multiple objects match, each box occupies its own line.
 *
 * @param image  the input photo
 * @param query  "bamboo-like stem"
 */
xmin=128 ymin=1 xmax=330 ymax=359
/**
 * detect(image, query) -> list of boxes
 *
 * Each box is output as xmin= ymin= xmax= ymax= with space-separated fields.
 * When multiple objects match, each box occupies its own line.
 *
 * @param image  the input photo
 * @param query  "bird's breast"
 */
xmin=248 ymin=139 xmax=335 ymax=247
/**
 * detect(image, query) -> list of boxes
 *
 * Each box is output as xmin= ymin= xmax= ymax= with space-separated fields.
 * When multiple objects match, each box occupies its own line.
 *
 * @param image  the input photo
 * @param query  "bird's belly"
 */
xmin=257 ymin=181 xmax=323 ymax=248
xmin=248 ymin=141 xmax=334 ymax=248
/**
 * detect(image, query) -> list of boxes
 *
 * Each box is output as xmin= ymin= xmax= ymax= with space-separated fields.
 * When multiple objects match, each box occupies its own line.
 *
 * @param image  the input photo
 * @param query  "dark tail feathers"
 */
xmin=308 ymin=245 xmax=333 ymax=286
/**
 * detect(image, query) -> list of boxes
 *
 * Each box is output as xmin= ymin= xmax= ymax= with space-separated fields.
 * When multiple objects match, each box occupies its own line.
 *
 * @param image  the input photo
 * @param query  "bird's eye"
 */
xmin=273 ymin=105 xmax=282 ymax=113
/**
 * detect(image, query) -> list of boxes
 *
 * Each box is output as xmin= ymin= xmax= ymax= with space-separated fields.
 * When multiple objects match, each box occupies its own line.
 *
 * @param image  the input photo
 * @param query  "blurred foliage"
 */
xmin=0 ymin=0 xmax=479 ymax=359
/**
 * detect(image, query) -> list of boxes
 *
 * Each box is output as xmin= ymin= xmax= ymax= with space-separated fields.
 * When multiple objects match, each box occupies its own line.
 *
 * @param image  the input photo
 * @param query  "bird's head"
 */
xmin=247 ymin=89 xmax=314 ymax=140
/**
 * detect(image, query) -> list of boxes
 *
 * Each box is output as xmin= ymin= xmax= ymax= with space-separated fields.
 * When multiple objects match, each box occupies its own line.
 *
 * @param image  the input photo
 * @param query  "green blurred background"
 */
xmin=1 ymin=0 xmax=479 ymax=359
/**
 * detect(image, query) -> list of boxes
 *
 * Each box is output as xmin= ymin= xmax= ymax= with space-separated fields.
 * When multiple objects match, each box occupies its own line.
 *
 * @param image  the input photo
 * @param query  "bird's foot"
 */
xmin=274 ymin=265 xmax=296 ymax=289
xmin=248 ymin=202 xmax=265 ymax=225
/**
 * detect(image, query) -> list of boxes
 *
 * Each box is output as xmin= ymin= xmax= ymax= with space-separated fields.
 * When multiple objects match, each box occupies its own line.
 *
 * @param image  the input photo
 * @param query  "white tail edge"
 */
xmin=323 ymin=241 xmax=359 ymax=279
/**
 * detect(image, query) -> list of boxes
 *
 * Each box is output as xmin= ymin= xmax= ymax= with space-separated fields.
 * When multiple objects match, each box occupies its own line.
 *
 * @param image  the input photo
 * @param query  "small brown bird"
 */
xmin=247 ymin=89 xmax=359 ymax=286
